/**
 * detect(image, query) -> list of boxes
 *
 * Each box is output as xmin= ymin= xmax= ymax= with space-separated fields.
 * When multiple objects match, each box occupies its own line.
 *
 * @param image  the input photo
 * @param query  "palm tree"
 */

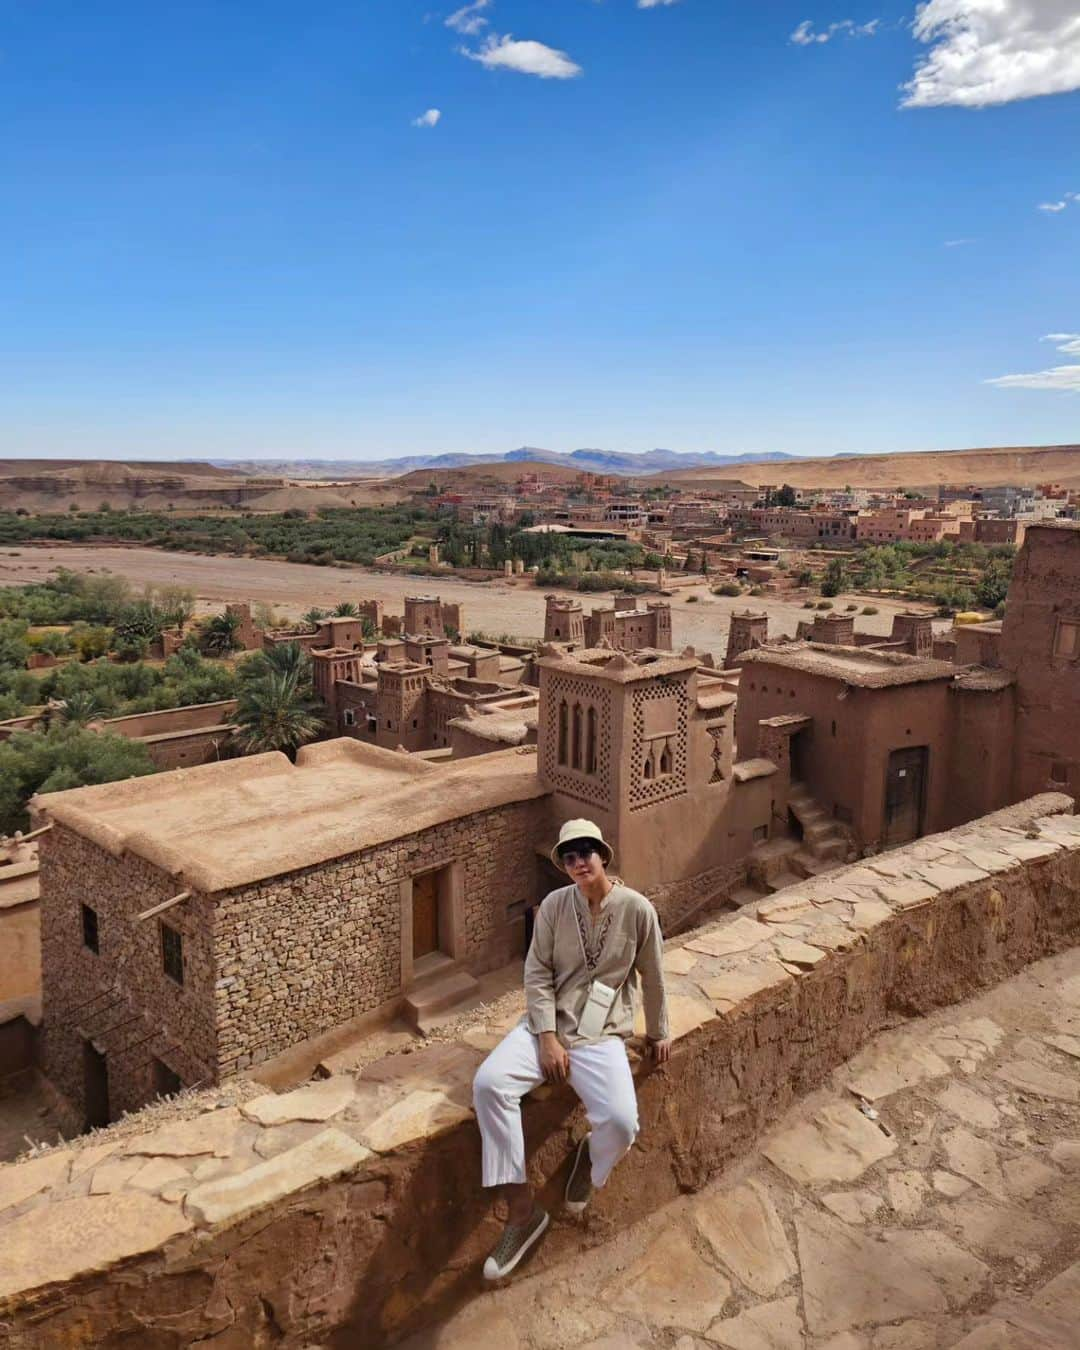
xmin=238 ymin=641 xmax=310 ymax=685
xmin=301 ymin=607 xmax=327 ymax=631
xmin=57 ymin=690 xmax=104 ymax=727
xmin=333 ymin=601 xmax=358 ymax=617
xmin=232 ymin=671 xmax=326 ymax=759
xmin=200 ymin=611 xmax=242 ymax=656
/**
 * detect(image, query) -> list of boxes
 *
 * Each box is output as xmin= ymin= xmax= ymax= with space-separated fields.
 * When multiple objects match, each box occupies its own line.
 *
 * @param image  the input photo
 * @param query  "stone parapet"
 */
xmin=1 ymin=793 xmax=1078 ymax=1346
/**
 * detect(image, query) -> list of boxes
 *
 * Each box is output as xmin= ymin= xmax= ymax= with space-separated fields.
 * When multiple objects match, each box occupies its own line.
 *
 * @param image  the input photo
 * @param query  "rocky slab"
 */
xmin=184 ymin=1127 xmax=371 ymax=1228
xmin=0 ymin=1192 xmax=191 ymax=1300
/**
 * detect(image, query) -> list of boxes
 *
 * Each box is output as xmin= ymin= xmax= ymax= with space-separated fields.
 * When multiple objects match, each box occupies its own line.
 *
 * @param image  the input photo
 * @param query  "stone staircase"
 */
xmin=788 ymin=780 xmax=850 ymax=870
xmin=402 ymin=954 xmax=481 ymax=1035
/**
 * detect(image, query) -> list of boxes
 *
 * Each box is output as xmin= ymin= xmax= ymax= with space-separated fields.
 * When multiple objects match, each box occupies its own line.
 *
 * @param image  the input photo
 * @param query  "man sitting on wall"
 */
xmin=472 ymin=817 xmax=671 ymax=1280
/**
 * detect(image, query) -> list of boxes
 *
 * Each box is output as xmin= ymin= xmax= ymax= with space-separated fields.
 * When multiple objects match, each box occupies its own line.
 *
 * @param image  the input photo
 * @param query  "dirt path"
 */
xmin=0 ymin=545 xmax=938 ymax=654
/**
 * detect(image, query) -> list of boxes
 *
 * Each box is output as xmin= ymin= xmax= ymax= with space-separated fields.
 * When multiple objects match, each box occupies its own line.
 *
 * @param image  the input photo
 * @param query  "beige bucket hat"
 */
xmin=550 ymin=818 xmax=614 ymax=871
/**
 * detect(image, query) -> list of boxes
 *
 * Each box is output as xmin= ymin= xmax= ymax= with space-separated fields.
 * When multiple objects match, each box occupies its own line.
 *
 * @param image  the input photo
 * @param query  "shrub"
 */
xmin=817 ymin=600 xmax=834 ymax=610
xmin=802 ymin=600 xmax=816 ymax=609
xmin=845 ymin=603 xmax=858 ymax=612
xmin=748 ymin=586 xmax=765 ymax=597
xmin=862 ymin=606 xmax=879 ymax=616
xmin=712 ymin=582 xmax=742 ymax=597
xmin=685 ymin=594 xmax=699 ymax=603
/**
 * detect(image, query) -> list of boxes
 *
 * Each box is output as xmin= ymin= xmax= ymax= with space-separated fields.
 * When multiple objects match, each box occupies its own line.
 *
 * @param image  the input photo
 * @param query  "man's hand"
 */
xmin=539 ymin=1031 xmax=570 ymax=1082
xmin=649 ymin=1038 xmax=672 ymax=1066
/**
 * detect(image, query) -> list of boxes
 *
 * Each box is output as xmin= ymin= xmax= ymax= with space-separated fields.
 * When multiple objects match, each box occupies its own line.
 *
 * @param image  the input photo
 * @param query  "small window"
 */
xmin=343 ymin=708 xmax=355 ymax=727
xmin=81 ymin=903 xmax=99 ymax=954
xmin=1054 ymin=620 xmax=1080 ymax=660
xmin=1051 ymin=761 xmax=1069 ymax=784
xmin=152 ymin=1057 xmax=183 ymax=1099
xmin=753 ymin=824 xmax=769 ymax=843
xmin=161 ymin=922 xmax=184 ymax=986
xmin=368 ymin=717 xmax=377 ymax=733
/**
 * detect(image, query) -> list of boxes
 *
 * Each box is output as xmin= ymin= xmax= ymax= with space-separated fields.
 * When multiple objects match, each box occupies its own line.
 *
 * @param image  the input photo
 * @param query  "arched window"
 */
xmin=586 ymin=706 xmax=598 ymax=775
xmin=643 ymin=754 xmax=654 ymax=780
xmin=659 ymin=742 xmax=673 ymax=776
xmin=571 ymin=703 xmax=583 ymax=770
xmin=558 ymin=700 xmax=569 ymax=765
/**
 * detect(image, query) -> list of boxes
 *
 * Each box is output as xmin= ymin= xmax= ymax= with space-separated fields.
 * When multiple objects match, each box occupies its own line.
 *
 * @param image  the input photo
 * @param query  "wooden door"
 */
xmin=883 ymin=746 xmax=927 ymax=847
xmin=82 ymin=1040 xmax=110 ymax=1130
xmin=412 ymin=871 xmax=439 ymax=960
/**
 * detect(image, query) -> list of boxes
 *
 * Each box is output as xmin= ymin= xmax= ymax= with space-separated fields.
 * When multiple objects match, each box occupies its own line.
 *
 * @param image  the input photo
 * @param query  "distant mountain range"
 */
xmin=205 ymin=447 xmax=804 ymax=479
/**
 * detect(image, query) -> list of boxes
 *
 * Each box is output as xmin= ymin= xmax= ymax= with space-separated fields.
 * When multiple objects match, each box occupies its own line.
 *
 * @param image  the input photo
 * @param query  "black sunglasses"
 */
xmin=559 ymin=843 xmax=599 ymax=866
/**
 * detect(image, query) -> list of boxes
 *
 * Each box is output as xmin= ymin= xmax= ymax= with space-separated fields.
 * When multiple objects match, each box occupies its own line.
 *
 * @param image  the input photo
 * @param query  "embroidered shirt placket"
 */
xmin=574 ymin=888 xmax=613 ymax=974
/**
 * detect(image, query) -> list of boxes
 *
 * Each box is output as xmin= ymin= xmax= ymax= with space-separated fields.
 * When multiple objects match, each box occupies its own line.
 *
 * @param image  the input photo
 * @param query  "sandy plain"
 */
xmin=0 ymin=544 xmax=937 ymax=652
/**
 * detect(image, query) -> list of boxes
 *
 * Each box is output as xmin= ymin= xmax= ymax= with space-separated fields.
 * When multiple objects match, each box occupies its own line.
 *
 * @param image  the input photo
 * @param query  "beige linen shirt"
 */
xmin=524 ymin=882 xmax=669 ymax=1047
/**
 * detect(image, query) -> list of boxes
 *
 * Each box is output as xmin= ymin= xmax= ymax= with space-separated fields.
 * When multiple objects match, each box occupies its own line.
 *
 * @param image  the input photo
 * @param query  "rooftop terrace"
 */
xmin=743 ymin=641 xmax=959 ymax=688
xmin=34 ymin=739 xmax=546 ymax=893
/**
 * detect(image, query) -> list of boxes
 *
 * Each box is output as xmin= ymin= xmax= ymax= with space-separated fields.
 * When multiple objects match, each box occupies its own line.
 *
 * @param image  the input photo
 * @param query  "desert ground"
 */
xmin=0 ymin=545 xmax=939 ymax=652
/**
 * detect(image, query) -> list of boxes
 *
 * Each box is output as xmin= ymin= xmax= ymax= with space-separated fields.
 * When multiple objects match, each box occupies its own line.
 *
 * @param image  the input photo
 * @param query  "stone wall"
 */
xmin=214 ymin=799 xmax=546 ymax=1078
xmin=4 ymin=795 xmax=1078 ymax=1346
xmin=38 ymin=826 xmax=219 ymax=1126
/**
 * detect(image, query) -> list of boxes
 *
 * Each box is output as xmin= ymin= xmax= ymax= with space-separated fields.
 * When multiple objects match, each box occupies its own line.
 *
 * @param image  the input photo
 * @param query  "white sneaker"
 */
xmin=482 ymin=1207 xmax=550 ymax=1281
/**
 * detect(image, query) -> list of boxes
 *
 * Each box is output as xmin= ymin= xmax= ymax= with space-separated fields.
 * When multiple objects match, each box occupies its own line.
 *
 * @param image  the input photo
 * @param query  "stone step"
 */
xmin=792 ymin=849 xmax=844 ymax=878
xmin=403 ymin=968 xmax=482 ymax=1033
xmin=801 ymin=819 xmax=835 ymax=844
xmin=729 ymin=884 xmax=768 ymax=907
xmin=765 ymin=870 xmax=804 ymax=894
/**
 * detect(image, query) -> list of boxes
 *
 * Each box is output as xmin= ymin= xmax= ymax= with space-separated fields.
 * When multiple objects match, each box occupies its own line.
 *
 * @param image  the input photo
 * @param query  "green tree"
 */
xmin=302 ymin=607 xmax=327 ymax=629
xmin=233 ymin=671 xmax=325 ymax=759
xmin=777 ymin=484 xmax=797 ymax=507
xmin=200 ymin=610 xmax=243 ymax=656
xmin=820 ymin=558 xmax=848 ymax=598
xmin=975 ymin=556 xmax=1013 ymax=610
xmin=333 ymin=601 xmax=358 ymax=616
xmin=0 ymin=725 xmax=155 ymax=833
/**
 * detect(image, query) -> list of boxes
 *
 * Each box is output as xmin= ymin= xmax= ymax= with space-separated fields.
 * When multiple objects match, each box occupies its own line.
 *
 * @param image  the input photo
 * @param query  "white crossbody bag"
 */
xmin=577 ymin=978 xmax=618 ymax=1039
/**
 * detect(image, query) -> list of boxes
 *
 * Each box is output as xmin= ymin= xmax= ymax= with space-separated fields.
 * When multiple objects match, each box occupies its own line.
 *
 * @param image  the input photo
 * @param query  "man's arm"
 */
xmin=635 ymin=902 xmax=670 ymax=1050
xmin=524 ymin=899 xmax=558 ymax=1036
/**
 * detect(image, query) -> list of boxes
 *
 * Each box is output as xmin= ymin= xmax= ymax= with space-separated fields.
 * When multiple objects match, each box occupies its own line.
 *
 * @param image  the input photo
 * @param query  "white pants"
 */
xmin=473 ymin=1023 xmax=639 ymax=1189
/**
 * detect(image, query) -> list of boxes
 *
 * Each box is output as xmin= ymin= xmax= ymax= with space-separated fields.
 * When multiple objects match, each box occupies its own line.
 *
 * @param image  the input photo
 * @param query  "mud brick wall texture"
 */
xmin=215 ymin=799 xmax=544 ymax=1077
xmin=4 ymin=793 xmax=1078 ymax=1348
xmin=39 ymin=825 xmax=218 ymax=1125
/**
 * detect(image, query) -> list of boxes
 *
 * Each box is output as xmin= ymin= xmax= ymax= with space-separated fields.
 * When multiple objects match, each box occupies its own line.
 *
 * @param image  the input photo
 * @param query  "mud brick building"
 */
xmin=737 ymin=524 xmax=1080 ymax=851
xmin=34 ymin=644 xmax=776 ymax=1126
xmin=544 ymin=594 xmax=673 ymax=652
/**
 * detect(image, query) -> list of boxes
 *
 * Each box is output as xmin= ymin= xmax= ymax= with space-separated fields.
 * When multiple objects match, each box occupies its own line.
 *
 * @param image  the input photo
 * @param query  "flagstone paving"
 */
xmin=406 ymin=945 xmax=1080 ymax=1350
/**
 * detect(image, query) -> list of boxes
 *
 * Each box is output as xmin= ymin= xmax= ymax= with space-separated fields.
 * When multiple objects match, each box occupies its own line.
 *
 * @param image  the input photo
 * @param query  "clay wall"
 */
xmin=738 ymin=666 xmax=954 ymax=848
xmin=953 ymin=623 xmax=1003 ymax=667
xmin=4 ymin=796 xmax=1078 ymax=1347
xmin=404 ymin=597 xmax=443 ymax=637
xmin=213 ymin=798 xmax=546 ymax=1077
xmin=944 ymin=682 xmax=1015 ymax=829
xmin=39 ymin=825 xmax=219 ymax=1126
xmin=999 ymin=526 xmax=1080 ymax=801
xmin=0 ymin=898 xmax=39 ymax=1005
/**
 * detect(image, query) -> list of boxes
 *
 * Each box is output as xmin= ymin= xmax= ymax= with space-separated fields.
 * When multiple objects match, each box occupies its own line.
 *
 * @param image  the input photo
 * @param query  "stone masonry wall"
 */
xmin=214 ymin=798 xmax=546 ymax=1077
xmin=39 ymin=825 xmax=218 ymax=1125
xmin=4 ymin=795 xmax=1078 ymax=1347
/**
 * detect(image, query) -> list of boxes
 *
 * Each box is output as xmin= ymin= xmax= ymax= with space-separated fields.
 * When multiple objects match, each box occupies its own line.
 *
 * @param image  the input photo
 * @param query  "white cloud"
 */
xmin=902 ymin=0 xmax=1080 ymax=108
xmin=460 ymin=33 xmax=583 ymax=79
xmin=446 ymin=0 xmax=491 ymax=36
xmin=944 ymin=237 xmax=974 ymax=246
xmin=986 ymin=333 xmax=1080 ymax=391
xmin=412 ymin=108 xmax=442 ymax=128
xmin=1038 ymin=191 xmax=1080 ymax=212
xmin=791 ymin=17 xmax=880 ymax=45
xmin=637 ymin=0 xmax=682 ymax=8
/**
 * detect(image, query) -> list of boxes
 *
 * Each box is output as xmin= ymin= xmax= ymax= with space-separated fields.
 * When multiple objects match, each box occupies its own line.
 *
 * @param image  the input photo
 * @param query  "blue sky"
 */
xmin=2 ymin=0 xmax=1078 ymax=462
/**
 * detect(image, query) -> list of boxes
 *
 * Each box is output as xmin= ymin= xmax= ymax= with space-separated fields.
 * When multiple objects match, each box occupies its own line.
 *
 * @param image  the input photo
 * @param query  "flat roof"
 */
xmin=35 ymin=739 xmax=547 ymax=894
xmin=742 ymin=642 xmax=957 ymax=689
xmin=537 ymin=647 xmax=698 ymax=685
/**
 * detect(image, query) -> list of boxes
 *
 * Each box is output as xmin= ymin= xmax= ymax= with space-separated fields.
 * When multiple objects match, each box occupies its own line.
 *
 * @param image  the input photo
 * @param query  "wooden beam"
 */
xmin=134 ymin=890 xmax=192 ymax=923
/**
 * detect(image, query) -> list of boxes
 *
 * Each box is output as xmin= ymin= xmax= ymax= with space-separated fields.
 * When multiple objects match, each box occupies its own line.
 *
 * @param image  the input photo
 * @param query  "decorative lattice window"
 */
xmin=629 ymin=679 xmax=689 ymax=810
xmin=543 ymin=678 xmax=612 ymax=807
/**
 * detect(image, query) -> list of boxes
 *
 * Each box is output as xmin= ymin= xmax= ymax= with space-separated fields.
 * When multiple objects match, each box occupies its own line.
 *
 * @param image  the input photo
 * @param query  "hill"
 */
xmin=0 ymin=460 xmax=409 ymax=514
xmin=396 ymin=460 xmax=588 ymax=491
xmin=668 ymin=444 xmax=1080 ymax=492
